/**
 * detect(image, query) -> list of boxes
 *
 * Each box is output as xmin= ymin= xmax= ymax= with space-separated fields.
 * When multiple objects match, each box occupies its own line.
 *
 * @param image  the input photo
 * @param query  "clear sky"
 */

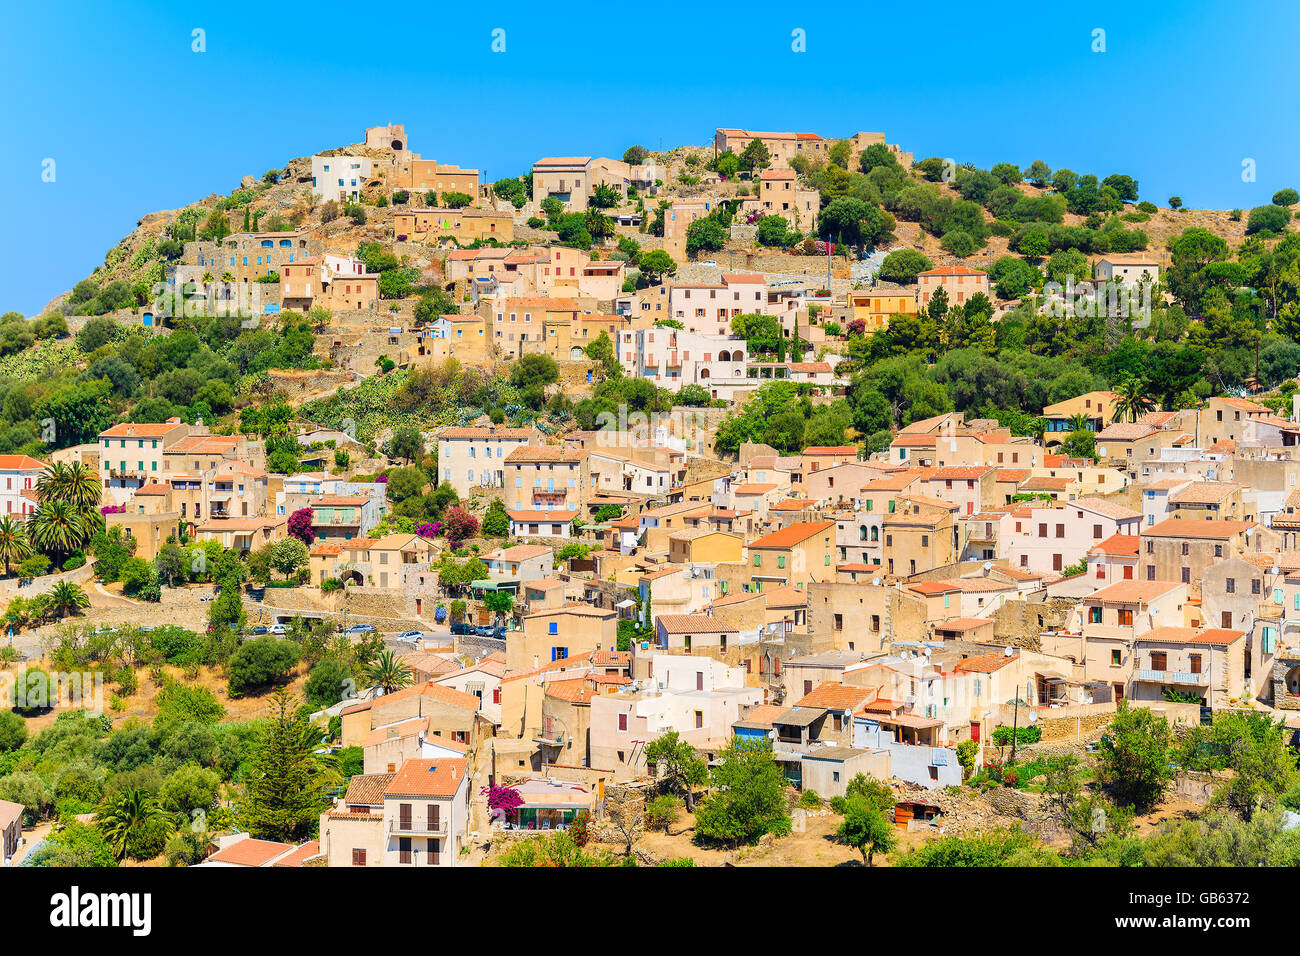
xmin=3 ymin=0 xmax=1297 ymax=315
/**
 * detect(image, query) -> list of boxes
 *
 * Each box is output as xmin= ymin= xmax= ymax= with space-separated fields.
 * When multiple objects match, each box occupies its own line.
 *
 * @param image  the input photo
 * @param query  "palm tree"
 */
xmin=36 ymin=462 xmax=101 ymax=511
xmin=1067 ymin=413 xmax=1091 ymax=433
xmin=367 ymin=650 xmax=413 ymax=695
xmin=96 ymin=788 xmax=175 ymax=860
xmin=0 ymin=516 xmax=33 ymax=577
xmin=1112 ymin=376 xmax=1156 ymax=423
xmin=45 ymin=581 xmax=90 ymax=619
xmin=26 ymin=500 xmax=89 ymax=556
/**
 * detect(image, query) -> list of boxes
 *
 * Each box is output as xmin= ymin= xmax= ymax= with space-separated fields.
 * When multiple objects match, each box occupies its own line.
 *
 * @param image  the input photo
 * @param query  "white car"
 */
xmin=397 ymin=630 xmax=424 ymax=644
xmin=268 ymin=623 xmax=287 ymax=635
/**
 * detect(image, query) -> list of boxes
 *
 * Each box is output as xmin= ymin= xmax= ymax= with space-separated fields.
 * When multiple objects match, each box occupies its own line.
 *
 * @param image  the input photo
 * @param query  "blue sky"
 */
xmin=2 ymin=0 xmax=1297 ymax=315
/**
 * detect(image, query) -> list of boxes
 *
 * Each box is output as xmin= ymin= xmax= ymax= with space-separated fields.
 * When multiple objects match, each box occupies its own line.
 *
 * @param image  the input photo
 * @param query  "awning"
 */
xmin=615 ymin=599 xmax=637 ymax=609
xmin=880 ymin=712 xmax=944 ymax=729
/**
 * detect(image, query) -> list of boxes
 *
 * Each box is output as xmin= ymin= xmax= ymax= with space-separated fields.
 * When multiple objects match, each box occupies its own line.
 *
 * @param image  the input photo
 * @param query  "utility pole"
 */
xmin=1010 ymin=691 xmax=1020 ymax=763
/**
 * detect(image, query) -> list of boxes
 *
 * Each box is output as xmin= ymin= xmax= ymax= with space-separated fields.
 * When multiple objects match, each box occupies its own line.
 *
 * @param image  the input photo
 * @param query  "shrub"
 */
xmin=990 ymin=725 xmax=1041 ymax=747
xmin=570 ymin=810 xmax=591 ymax=846
xmin=227 ymin=636 xmax=300 ymax=696
xmin=17 ymin=554 xmax=51 ymax=579
xmin=1247 ymin=204 xmax=1291 ymax=235
xmin=645 ymin=794 xmax=681 ymax=831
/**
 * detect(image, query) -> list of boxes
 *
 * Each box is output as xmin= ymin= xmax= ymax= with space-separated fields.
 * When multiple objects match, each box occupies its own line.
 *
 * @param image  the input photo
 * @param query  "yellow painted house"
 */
xmin=668 ymin=529 xmax=744 ymax=566
xmin=847 ymin=289 xmax=917 ymax=334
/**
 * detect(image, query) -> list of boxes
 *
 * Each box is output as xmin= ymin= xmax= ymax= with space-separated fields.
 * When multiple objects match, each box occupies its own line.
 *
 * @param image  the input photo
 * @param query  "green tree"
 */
xmin=638 ymin=249 xmax=677 ymax=285
xmin=1023 ymin=160 xmax=1052 ymax=187
xmin=1111 ymin=374 xmax=1156 ymax=423
xmin=834 ymin=795 xmax=897 ymax=865
xmin=0 ymin=516 xmax=33 ymax=577
xmin=367 ymin=649 xmax=414 ymax=694
xmin=240 ymin=690 xmax=334 ymax=842
xmin=227 ymin=636 xmax=300 ymax=696
xmin=45 ymin=581 xmax=91 ymax=619
xmin=685 ymin=217 xmax=727 ymax=256
xmin=644 ymin=731 xmax=708 ymax=811
xmin=738 ymin=138 xmax=771 ymax=173
xmin=95 ymin=787 xmax=174 ymax=860
xmin=877 ymin=249 xmax=932 ymax=285
xmin=1181 ymin=710 xmax=1298 ymax=819
xmin=268 ymin=537 xmax=309 ymax=581
xmin=693 ymin=737 xmax=791 ymax=847
xmin=1098 ymin=700 xmax=1175 ymax=813
xmin=0 ymin=709 xmax=28 ymax=751
xmin=304 ymin=657 xmax=355 ymax=709
xmin=483 ymin=589 xmax=514 ymax=627
xmin=26 ymin=822 xmax=117 ymax=867
xmin=1247 ymin=204 xmax=1291 ymax=236
xmin=481 ymin=499 xmax=510 ymax=537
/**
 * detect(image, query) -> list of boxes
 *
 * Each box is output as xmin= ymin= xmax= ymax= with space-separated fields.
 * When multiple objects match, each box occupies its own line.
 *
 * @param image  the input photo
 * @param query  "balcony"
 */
xmin=388 ymin=818 xmax=447 ymax=837
xmin=313 ymin=513 xmax=360 ymax=527
xmin=1137 ymin=668 xmax=1208 ymax=686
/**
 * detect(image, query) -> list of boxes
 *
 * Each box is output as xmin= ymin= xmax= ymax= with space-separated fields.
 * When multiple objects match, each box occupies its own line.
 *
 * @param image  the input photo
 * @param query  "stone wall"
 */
xmin=992 ymin=597 xmax=1077 ymax=650
xmin=1173 ymin=769 xmax=1232 ymax=805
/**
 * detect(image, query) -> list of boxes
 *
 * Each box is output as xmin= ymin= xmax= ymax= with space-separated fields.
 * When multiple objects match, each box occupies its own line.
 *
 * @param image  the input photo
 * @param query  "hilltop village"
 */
xmin=4 ymin=121 xmax=1300 ymax=869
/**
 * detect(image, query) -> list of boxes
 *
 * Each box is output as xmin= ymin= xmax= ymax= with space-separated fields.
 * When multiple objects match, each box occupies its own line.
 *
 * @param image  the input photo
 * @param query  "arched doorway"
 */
xmin=1287 ymin=664 xmax=1300 ymax=696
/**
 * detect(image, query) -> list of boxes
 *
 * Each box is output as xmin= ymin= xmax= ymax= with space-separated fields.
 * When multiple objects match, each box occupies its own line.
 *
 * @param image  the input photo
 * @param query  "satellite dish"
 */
xmin=1027 ymin=711 xmax=1039 ymax=723
xmin=872 ymin=577 xmax=881 ymax=587
xmin=983 ymin=561 xmax=993 ymax=572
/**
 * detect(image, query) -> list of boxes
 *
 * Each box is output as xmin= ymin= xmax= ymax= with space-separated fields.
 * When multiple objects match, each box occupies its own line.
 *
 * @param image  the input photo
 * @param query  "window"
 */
xmin=1188 ymin=653 xmax=1202 ymax=674
xmin=548 ymin=622 xmax=558 ymax=635
xmin=551 ymin=647 xmax=568 ymax=661
xmin=1111 ymin=649 xmax=1121 ymax=665
xmin=618 ymin=713 xmax=628 ymax=732
xmin=1089 ymin=607 xmax=1103 ymax=624
xmin=1150 ymin=651 xmax=1167 ymax=671
xmin=1117 ymin=609 xmax=1134 ymax=626
xmin=352 ymin=848 xmax=366 ymax=866
xmin=1226 ymin=577 xmax=1235 ymax=593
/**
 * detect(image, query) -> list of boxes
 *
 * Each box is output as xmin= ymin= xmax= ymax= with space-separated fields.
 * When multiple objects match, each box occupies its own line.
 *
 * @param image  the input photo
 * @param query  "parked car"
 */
xmin=450 ymin=621 xmax=470 ymax=635
xmin=268 ymin=623 xmax=287 ymax=636
xmin=397 ymin=630 xmax=424 ymax=644
xmin=344 ymin=623 xmax=375 ymax=635
xmin=247 ymin=624 xmax=269 ymax=636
